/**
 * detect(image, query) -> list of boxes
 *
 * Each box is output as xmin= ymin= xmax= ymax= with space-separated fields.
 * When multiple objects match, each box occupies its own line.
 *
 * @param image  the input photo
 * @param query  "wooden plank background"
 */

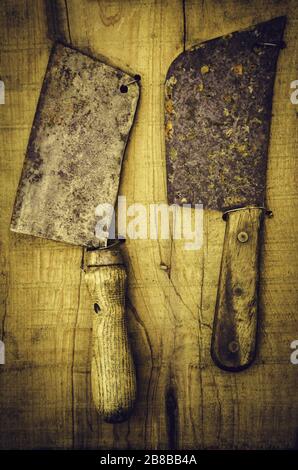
xmin=0 ymin=0 xmax=297 ymax=449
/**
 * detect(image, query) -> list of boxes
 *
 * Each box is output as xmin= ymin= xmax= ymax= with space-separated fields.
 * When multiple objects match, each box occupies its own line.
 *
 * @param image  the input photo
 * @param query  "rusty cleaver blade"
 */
xmin=11 ymin=43 xmax=139 ymax=422
xmin=165 ymin=17 xmax=286 ymax=371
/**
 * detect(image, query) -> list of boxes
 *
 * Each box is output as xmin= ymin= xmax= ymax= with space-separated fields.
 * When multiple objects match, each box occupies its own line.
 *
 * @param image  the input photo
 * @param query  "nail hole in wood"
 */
xmin=94 ymin=303 xmax=101 ymax=313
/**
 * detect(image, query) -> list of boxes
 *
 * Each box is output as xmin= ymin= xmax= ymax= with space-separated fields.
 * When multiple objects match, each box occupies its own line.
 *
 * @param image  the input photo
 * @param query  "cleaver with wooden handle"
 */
xmin=165 ymin=17 xmax=286 ymax=371
xmin=10 ymin=42 xmax=139 ymax=422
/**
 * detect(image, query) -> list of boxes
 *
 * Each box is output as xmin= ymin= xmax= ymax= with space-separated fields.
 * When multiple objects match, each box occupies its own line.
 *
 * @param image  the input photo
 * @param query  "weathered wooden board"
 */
xmin=0 ymin=0 xmax=297 ymax=449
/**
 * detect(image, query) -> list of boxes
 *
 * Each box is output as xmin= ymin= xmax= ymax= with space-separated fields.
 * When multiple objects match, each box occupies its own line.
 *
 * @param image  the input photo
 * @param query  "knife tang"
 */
xmin=84 ymin=245 xmax=136 ymax=422
xmin=211 ymin=207 xmax=264 ymax=371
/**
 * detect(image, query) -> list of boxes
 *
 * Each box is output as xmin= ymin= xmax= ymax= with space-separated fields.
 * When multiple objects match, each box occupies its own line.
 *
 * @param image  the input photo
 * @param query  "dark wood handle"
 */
xmin=211 ymin=207 xmax=264 ymax=371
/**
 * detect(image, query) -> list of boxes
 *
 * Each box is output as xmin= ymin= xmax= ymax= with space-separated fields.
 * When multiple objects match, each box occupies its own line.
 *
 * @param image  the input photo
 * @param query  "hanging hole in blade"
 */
xmin=120 ymin=85 xmax=128 ymax=93
xmin=120 ymin=74 xmax=141 ymax=93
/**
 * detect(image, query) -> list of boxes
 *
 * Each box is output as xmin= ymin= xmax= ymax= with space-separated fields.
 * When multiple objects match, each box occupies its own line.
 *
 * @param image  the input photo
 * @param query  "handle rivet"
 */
xmin=237 ymin=231 xmax=249 ymax=243
xmin=234 ymin=286 xmax=243 ymax=296
xmin=228 ymin=341 xmax=239 ymax=353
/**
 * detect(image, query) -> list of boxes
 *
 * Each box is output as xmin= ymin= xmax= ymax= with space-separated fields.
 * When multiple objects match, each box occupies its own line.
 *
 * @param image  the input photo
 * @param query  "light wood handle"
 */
xmin=84 ymin=249 xmax=136 ymax=422
xmin=211 ymin=207 xmax=264 ymax=371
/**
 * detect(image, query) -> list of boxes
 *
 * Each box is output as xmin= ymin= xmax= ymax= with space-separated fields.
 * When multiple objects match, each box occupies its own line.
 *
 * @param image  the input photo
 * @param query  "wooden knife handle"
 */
xmin=84 ymin=247 xmax=136 ymax=422
xmin=211 ymin=207 xmax=264 ymax=371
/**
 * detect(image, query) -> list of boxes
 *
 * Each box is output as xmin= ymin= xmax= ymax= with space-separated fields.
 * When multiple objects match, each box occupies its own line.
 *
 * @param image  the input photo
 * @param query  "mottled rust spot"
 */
xmin=231 ymin=64 xmax=243 ymax=75
xmin=165 ymin=17 xmax=286 ymax=211
xmin=200 ymin=65 xmax=210 ymax=74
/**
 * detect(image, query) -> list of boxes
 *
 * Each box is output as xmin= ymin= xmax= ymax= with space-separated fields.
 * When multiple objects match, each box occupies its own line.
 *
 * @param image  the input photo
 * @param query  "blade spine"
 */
xmin=165 ymin=15 xmax=287 ymax=81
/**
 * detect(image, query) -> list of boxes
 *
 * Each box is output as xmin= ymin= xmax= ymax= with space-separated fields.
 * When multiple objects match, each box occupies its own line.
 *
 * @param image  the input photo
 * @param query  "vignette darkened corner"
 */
xmin=0 ymin=0 xmax=298 ymax=457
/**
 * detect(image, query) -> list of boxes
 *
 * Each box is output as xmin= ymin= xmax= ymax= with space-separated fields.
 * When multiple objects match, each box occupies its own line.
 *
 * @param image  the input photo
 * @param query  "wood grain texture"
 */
xmin=0 ymin=0 xmax=298 ymax=450
xmin=211 ymin=208 xmax=264 ymax=371
xmin=84 ymin=250 xmax=136 ymax=423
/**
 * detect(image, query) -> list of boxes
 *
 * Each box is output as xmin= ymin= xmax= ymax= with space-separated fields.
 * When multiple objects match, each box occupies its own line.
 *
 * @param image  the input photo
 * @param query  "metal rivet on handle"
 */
xmin=228 ymin=341 xmax=239 ymax=353
xmin=234 ymin=286 xmax=243 ymax=296
xmin=237 ymin=231 xmax=249 ymax=243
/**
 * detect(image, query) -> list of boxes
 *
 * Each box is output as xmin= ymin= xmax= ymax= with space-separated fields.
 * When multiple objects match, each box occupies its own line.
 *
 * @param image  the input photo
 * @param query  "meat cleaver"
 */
xmin=11 ymin=43 xmax=139 ymax=422
xmin=165 ymin=17 xmax=286 ymax=371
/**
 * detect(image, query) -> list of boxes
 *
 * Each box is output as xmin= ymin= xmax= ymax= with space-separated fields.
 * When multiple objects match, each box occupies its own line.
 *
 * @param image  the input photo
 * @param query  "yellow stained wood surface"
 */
xmin=0 ymin=0 xmax=298 ymax=449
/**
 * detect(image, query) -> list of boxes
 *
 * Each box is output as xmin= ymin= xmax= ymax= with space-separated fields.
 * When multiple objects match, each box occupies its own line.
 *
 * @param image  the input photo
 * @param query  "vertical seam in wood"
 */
xmin=126 ymin=298 xmax=154 ymax=446
xmin=64 ymin=0 xmax=72 ymax=44
xmin=71 ymin=251 xmax=83 ymax=448
xmin=165 ymin=386 xmax=178 ymax=449
xmin=0 ymin=288 xmax=8 ymax=342
xmin=0 ymin=265 xmax=9 ymax=342
xmin=182 ymin=0 xmax=186 ymax=51
xmin=197 ymin=213 xmax=207 ymax=446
